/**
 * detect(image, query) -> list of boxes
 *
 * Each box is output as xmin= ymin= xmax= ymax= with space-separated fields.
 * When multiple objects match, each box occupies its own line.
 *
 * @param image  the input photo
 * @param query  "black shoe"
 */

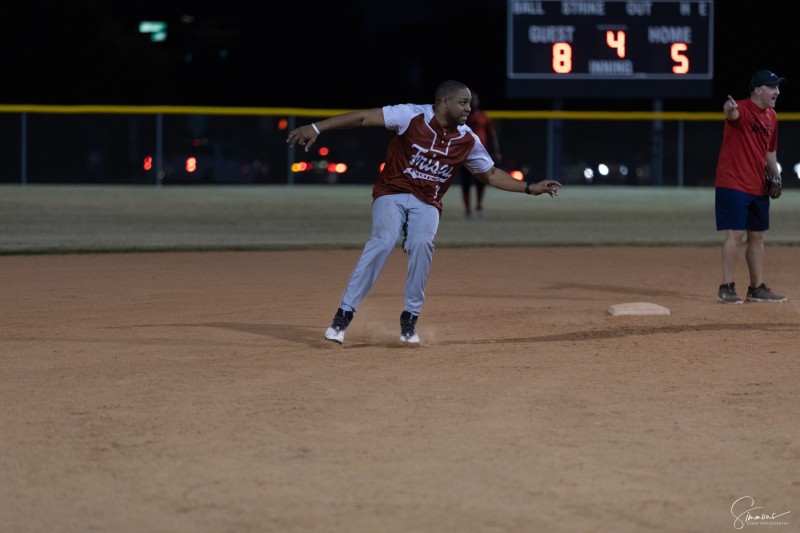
xmin=400 ymin=311 xmax=419 ymax=343
xmin=746 ymin=283 xmax=787 ymax=303
xmin=718 ymin=282 xmax=743 ymax=304
xmin=325 ymin=308 xmax=353 ymax=344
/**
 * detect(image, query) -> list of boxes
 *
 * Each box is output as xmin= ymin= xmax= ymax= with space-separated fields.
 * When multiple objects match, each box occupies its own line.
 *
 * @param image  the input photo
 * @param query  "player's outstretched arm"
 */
xmin=723 ymin=95 xmax=739 ymax=122
xmin=475 ymin=167 xmax=562 ymax=197
xmin=287 ymin=108 xmax=385 ymax=152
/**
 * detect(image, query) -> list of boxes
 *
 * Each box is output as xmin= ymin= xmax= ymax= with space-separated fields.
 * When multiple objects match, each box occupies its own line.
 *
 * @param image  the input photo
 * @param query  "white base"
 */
xmin=607 ymin=302 xmax=671 ymax=316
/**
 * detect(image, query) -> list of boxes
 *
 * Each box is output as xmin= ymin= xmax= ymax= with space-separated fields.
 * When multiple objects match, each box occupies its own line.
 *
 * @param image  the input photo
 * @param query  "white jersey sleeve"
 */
xmin=382 ymin=104 xmax=432 ymax=135
xmin=462 ymin=128 xmax=495 ymax=175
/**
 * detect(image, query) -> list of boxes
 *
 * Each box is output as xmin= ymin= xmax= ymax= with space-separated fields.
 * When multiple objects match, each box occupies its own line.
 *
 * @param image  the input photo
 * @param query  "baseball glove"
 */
xmin=765 ymin=169 xmax=782 ymax=199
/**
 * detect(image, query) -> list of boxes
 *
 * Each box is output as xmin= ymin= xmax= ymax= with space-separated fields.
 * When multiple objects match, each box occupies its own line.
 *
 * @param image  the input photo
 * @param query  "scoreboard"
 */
xmin=506 ymin=0 xmax=714 ymax=99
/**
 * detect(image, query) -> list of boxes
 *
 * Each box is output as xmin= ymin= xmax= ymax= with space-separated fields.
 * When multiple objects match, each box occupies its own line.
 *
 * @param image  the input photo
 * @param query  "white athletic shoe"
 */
xmin=325 ymin=326 xmax=345 ymax=344
xmin=400 ymin=332 xmax=420 ymax=343
xmin=325 ymin=308 xmax=353 ymax=344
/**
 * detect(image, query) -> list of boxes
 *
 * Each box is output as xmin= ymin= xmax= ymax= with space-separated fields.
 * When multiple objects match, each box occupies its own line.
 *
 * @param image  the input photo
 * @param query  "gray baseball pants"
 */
xmin=339 ymin=193 xmax=439 ymax=316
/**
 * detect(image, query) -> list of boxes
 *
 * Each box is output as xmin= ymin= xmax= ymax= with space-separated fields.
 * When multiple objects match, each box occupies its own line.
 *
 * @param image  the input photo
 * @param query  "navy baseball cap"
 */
xmin=750 ymin=70 xmax=785 ymax=91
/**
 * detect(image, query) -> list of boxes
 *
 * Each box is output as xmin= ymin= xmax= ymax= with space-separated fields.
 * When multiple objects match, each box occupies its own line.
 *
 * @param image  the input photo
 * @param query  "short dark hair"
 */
xmin=435 ymin=80 xmax=469 ymax=102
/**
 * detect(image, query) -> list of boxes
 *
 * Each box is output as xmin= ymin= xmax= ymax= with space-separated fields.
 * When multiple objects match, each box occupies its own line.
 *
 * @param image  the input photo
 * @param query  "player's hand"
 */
xmin=723 ymin=95 xmax=740 ymax=121
xmin=531 ymin=179 xmax=562 ymax=197
xmin=286 ymin=125 xmax=319 ymax=152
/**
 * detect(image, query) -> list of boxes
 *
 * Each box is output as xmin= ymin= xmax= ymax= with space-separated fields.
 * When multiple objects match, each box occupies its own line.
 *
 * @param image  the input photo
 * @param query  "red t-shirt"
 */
xmin=715 ymin=98 xmax=778 ymax=196
xmin=373 ymin=104 xmax=494 ymax=212
xmin=466 ymin=109 xmax=495 ymax=148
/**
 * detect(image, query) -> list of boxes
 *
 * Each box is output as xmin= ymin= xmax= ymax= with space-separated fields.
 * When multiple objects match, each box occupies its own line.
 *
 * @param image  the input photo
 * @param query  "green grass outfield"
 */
xmin=1 ymin=185 xmax=799 ymax=254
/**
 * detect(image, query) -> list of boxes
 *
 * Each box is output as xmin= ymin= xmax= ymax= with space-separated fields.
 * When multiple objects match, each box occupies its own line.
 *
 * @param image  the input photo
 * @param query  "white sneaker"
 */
xmin=400 ymin=332 xmax=420 ymax=343
xmin=325 ymin=308 xmax=353 ymax=344
xmin=325 ymin=326 xmax=345 ymax=344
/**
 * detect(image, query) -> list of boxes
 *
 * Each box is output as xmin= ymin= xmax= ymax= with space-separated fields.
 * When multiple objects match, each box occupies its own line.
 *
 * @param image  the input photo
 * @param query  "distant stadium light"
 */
xmin=598 ymin=163 xmax=609 ymax=176
xmin=509 ymin=170 xmax=524 ymax=180
xmin=318 ymin=147 xmax=329 ymax=157
xmin=277 ymin=118 xmax=288 ymax=131
xmin=143 ymin=156 xmax=153 ymax=171
xmin=139 ymin=21 xmax=167 ymax=42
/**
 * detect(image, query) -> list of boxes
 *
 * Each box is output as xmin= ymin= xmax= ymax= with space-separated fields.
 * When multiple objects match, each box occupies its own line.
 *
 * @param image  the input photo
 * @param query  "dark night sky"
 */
xmin=1 ymin=0 xmax=796 ymax=111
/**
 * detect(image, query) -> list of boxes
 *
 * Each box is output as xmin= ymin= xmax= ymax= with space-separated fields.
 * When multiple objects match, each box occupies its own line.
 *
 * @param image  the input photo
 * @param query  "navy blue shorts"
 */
xmin=715 ymin=187 xmax=770 ymax=231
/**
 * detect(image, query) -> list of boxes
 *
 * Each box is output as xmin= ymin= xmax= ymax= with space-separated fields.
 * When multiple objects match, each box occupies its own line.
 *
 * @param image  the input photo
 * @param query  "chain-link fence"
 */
xmin=2 ymin=106 xmax=799 ymax=188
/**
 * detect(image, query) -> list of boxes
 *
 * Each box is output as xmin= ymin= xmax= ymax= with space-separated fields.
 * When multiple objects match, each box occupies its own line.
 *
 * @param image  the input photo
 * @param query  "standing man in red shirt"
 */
xmin=287 ymin=80 xmax=562 ymax=344
xmin=715 ymin=70 xmax=787 ymax=304
xmin=461 ymin=92 xmax=501 ymax=218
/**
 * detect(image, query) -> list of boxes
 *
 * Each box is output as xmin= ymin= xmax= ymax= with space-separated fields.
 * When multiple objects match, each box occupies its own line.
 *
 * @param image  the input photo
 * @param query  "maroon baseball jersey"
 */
xmin=373 ymin=104 xmax=494 ymax=212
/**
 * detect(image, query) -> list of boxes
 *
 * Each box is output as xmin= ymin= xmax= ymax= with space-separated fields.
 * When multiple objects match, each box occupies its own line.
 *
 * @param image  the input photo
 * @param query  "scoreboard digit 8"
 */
xmin=507 ymin=0 xmax=714 ymax=99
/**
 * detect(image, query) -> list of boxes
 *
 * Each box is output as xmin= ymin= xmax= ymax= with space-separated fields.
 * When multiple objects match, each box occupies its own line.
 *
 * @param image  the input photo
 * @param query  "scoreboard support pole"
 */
xmin=20 ymin=112 xmax=28 ymax=185
xmin=287 ymin=116 xmax=296 ymax=185
xmin=650 ymin=99 xmax=664 ymax=186
xmin=546 ymin=99 xmax=563 ymax=181
xmin=676 ymin=120 xmax=685 ymax=187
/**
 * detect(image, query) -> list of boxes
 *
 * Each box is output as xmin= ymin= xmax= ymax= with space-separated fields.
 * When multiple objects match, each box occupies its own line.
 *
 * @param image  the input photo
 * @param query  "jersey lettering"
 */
xmin=375 ymin=104 xmax=494 ymax=212
xmin=408 ymin=144 xmax=454 ymax=180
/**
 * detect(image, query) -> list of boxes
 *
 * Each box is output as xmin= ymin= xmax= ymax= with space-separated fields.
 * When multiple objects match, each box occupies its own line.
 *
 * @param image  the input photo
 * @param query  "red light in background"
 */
xmin=291 ymin=162 xmax=311 ymax=172
xmin=143 ymin=156 xmax=153 ymax=171
xmin=318 ymin=146 xmax=329 ymax=157
xmin=278 ymin=118 xmax=289 ymax=130
xmin=510 ymin=170 xmax=524 ymax=181
xmin=326 ymin=163 xmax=348 ymax=174
xmin=379 ymin=162 xmax=386 ymax=172
xmin=185 ymin=157 xmax=197 ymax=173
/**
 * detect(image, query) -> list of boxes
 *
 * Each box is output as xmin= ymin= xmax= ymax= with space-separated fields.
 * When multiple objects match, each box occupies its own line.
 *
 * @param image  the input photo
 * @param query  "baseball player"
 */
xmin=715 ymin=70 xmax=786 ymax=304
xmin=287 ymin=80 xmax=562 ymax=344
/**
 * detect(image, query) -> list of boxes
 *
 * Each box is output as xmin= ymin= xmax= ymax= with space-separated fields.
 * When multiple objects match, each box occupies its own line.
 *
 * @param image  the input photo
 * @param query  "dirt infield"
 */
xmin=2 ymin=247 xmax=799 ymax=533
